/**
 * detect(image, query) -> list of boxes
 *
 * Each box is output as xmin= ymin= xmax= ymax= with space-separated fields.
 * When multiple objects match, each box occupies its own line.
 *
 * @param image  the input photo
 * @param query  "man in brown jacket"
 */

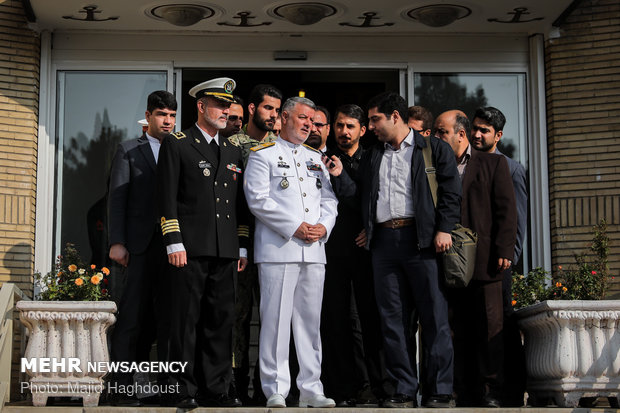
xmin=435 ymin=110 xmax=517 ymax=408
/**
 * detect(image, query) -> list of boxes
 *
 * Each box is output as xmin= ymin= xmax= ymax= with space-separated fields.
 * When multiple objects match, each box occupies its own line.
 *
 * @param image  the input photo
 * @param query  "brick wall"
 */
xmin=0 ymin=0 xmax=39 ymax=296
xmin=546 ymin=0 xmax=620 ymax=298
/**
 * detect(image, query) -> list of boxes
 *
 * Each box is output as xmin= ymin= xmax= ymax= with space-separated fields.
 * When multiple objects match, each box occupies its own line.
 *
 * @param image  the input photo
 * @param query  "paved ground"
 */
xmin=3 ymin=403 xmax=620 ymax=413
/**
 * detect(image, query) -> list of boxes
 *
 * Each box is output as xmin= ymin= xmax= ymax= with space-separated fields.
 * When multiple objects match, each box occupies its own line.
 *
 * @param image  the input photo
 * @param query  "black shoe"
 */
xmin=176 ymin=397 xmax=198 ymax=409
xmin=138 ymin=394 xmax=160 ymax=406
xmin=110 ymin=394 xmax=142 ymax=407
xmin=481 ymin=395 xmax=501 ymax=408
xmin=336 ymin=398 xmax=356 ymax=407
xmin=423 ymin=394 xmax=455 ymax=408
xmin=200 ymin=393 xmax=242 ymax=407
xmin=357 ymin=385 xmax=380 ymax=407
xmin=285 ymin=394 xmax=299 ymax=407
xmin=383 ymin=393 xmax=417 ymax=408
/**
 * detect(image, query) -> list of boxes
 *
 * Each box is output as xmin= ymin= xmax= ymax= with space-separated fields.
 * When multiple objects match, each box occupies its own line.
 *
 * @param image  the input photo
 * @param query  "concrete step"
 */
xmin=3 ymin=403 xmax=620 ymax=413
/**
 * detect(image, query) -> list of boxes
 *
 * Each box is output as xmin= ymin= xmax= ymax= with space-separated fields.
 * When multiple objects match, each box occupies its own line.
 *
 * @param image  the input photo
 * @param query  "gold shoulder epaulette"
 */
xmin=303 ymin=144 xmax=321 ymax=154
xmin=173 ymin=131 xmax=186 ymax=140
xmin=250 ymin=142 xmax=276 ymax=152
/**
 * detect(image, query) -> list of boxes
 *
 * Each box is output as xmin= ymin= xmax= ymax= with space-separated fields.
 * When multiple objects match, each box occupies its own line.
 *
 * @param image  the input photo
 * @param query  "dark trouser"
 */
xmin=232 ymin=259 xmax=259 ymax=396
xmin=168 ymin=256 xmax=235 ymax=399
xmin=321 ymin=252 xmax=386 ymax=400
xmin=111 ymin=233 xmax=169 ymax=387
xmin=450 ymin=279 xmax=504 ymax=404
xmin=501 ymin=269 xmax=526 ymax=406
xmin=371 ymin=226 xmax=453 ymax=397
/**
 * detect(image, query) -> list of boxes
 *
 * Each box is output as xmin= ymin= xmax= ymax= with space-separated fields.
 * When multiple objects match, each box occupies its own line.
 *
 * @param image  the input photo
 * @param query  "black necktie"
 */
xmin=210 ymin=139 xmax=220 ymax=158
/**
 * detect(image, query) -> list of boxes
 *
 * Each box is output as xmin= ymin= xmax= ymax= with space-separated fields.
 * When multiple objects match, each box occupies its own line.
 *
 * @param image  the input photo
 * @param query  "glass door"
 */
xmin=55 ymin=71 xmax=167 ymax=264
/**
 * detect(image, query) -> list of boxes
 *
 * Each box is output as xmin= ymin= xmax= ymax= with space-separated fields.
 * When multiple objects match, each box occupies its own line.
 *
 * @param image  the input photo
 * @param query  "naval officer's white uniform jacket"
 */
xmin=243 ymin=137 xmax=338 ymax=263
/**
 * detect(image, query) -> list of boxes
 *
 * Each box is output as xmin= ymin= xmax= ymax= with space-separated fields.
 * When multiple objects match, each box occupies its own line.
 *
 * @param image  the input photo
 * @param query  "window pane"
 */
xmin=56 ymin=71 xmax=167 ymax=264
xmin=414 ymin=73 xmax=526 ymax=163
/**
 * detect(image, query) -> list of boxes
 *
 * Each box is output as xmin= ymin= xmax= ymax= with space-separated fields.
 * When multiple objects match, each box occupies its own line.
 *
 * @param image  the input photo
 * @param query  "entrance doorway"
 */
xmin=180 ymin=68 xmax=400 ymax=147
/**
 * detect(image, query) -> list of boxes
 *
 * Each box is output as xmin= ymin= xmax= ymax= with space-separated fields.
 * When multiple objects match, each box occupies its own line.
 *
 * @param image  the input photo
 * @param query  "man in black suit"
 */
xmin=326 ymin=92 xmax=461 ymax=409
xmin=108 ymin=90 xmax=177 ymax=406
xmin=321 ymin=104 xmax=386 ymax=407
xmin=157 ymin=77 xmax=249 ymax=409
xmin=435 ymin=110 xmax=517 ymax=407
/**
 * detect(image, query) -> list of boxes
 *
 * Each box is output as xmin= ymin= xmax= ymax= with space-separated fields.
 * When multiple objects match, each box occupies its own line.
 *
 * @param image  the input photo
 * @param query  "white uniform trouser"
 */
xmin=258 ymin=262 xmax=325 ymax=399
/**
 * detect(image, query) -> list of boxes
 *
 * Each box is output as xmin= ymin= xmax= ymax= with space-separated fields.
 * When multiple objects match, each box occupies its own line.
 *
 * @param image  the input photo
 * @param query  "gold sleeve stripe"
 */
xmin=238 ymin=225 xmax=250 ymax=237
xmin=162 ymin=227 xmax=181 ymax=236
xmin=162 ymin=222 xmax=180 ymax=229
xmin=161 ymin=218 xmax=181 ymax=235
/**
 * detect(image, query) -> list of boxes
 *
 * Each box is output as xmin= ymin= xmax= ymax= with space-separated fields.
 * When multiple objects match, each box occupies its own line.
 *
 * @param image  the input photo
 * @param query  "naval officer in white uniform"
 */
xmin=243 ymin=96 xmax=338 ymax=408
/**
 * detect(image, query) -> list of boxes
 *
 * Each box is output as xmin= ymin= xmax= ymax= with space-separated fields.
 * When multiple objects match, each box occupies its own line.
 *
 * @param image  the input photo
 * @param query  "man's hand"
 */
xmin=168 ymin=250 xmax=187 ymax=268
xmin=238 ymin=257 xmax=248 ymax=272
xmin=109 ymin=243 xmax=129 ymax=267
xmin=497 ymin=257 xmax=512 ymax=272
xmin=322 ymin=155 xmax=343 ymax=177
xmin=307 ymin=223 xmax=327 ymax=243
xmin=294 ymin=222 xmax=313 ymax=243
xmin=434 ymin=231 xmax=453 ymax=253
xmin=355 ymin=229 xmax=367 ymax=247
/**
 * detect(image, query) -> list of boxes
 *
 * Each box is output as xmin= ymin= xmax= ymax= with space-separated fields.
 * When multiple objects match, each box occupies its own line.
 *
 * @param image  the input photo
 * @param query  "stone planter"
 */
xmin=516 ymin=300 xmax=620 ymax=407
xmin=16 ymin=300 xmax=116 ymax=407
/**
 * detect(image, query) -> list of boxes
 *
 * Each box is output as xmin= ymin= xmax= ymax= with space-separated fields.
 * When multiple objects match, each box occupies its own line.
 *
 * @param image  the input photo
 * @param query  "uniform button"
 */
xmin=214 ymin=181 xmax=218 ymax=186
xmin=216 ymin=213 xmax=220 ymax=218
xmin=303 ymin=193 xmax=306 ymax=197
xmin=297 ymin=163 xmax=300 ymax=167
xmin=294 ymin=150 xmax=298 ymax=154
xmin=226 ymin=199 xmax=229 ymax=204
xmin=283 ymin=172 xmax=287 ymax=176
xmin=227 ymin=214 xmax=230 ymax=219
xmin=305 ymin=208 xmax=309 ymax=212
xmin=224 ymin=182 xmax=228 ymax=187
xmin=216 ymin=198 xmax=220 ymax=202
xmin=299 ymin=177 xmax=303 ymax=181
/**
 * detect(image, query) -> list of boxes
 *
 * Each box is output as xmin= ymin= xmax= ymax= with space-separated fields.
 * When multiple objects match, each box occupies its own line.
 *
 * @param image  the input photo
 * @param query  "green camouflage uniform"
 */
xmin=228 ymin=125 xmax=278 ymax=167
xmin=228 ymin=125 xmax=277 ymax=384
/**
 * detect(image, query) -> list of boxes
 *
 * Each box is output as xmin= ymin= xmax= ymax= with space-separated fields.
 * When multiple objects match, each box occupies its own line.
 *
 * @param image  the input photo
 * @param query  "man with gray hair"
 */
xmin=243 ymin=96 xmax=339 ymax=408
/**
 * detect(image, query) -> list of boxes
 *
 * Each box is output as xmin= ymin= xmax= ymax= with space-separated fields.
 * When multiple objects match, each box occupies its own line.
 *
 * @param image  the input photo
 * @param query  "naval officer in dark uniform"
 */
xmin=157 ymin=77 xmax=249 ymax=409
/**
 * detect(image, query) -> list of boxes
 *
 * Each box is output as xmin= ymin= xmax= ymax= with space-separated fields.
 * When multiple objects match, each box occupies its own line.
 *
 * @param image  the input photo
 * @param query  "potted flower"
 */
xmin=16 ymin=243 xmax=116 ymax=407
xmin=512 ymin=220 xmax=619 ymax=408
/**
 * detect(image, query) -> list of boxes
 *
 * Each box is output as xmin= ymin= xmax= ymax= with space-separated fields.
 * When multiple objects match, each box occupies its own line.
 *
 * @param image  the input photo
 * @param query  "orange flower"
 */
xmin=555 ymin=282 xmax=562 ymax=287
xmin=101 ymin=267 xmax=110 ymax=276
xmin=74 ymin=278 xmax=84 ymax=286
xmin=558 ymin=265 xmax=562 ymax=270
xmin=90 ymin=275 xmax=101 ymax=285
xmin=68 ymin=264 xmax=77 ymax=272
xmin=90 ymin=264 xmax=96 ymax=270
xmin=511 ymin=300 xmax=517 ymax=306
xmin=562 ymin=287 xmax=568 ymax=292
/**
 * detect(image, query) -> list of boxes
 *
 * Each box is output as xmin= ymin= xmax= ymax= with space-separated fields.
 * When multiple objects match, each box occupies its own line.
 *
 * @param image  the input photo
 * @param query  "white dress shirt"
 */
xmin=375 ymin=129 xmax=415 ymax=223
xmin=145 ymin=132 xmax=161 ymax=163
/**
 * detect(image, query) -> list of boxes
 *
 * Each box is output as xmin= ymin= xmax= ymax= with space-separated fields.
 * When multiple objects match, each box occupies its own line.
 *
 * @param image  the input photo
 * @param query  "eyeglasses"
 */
xmin=313 ymin=122 xmax=328 ymax=128
xmin=228 ymin=115 xmax=242 ymax=122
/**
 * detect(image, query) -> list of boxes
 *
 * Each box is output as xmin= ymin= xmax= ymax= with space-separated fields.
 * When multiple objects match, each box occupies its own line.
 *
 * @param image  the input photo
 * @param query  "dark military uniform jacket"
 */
xmin=157 ymin=124 xmax=249 ymax=259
